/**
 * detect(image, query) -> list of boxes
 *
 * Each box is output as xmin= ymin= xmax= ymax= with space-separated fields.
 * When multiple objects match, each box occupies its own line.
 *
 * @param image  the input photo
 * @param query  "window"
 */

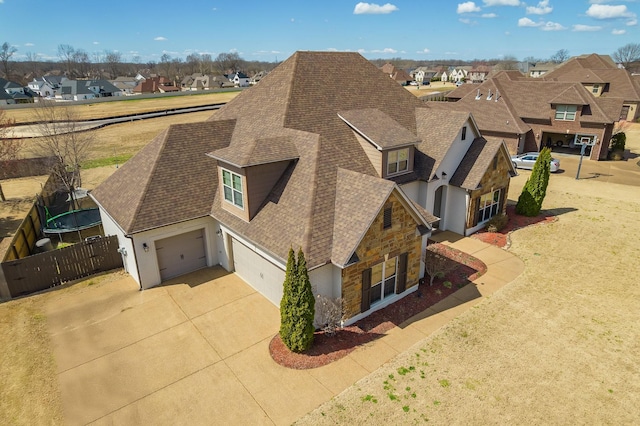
xmin=492 ymin=155 xmax=498 ymax=170
xmin=387 ymin=148 xmax=409 ymax=175
xmin=221 ymin=169 xmax=244 ymax=209
xmin=383 ymin=207 xmax=392 ymax=229
xmin=461 ymin=126 xmax=467 ymax=140
xmin=478 ymin=189 xmax=501 ymax=223
xmin=592 ymin=84 xmax=599 ymax=94
xmin=370 ymin=257 xmax=397 ymax=305
xmin=555 ymin=105 xmax=577 ymax=121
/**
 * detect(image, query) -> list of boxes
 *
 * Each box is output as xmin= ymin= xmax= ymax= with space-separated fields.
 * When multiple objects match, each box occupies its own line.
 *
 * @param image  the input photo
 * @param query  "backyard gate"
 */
xmin=1 ymin=235 xmax=123 ymax=298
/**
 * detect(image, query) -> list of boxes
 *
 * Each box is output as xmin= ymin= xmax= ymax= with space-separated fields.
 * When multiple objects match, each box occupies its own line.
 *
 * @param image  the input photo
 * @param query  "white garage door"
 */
xmin=156 ymin=229 xmax=207 ymax=281
xmin=231 ymin=238 xmax=285 ymax=306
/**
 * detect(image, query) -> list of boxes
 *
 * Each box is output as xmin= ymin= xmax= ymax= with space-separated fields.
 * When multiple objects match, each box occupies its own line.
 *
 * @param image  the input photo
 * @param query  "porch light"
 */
xmin=143 ymin=243 xmax=149 ymax=252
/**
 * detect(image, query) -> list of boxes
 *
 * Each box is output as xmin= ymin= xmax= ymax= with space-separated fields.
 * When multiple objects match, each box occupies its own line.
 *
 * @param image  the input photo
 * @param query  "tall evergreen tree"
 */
xmin=516 ymin=147 xmax=551 ymax=217
xmin=279 ymin=248 xmax=297 ymax=350
xmin=279 ymin=248 xmax=315 ymax=352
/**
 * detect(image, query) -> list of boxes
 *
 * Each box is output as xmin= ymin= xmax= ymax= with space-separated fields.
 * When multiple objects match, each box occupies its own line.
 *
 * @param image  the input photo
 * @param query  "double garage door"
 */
xmin=231 ymin=238 xmax=284 ymax=306
xmin=156 ymin=229 xmax=207 ymax=281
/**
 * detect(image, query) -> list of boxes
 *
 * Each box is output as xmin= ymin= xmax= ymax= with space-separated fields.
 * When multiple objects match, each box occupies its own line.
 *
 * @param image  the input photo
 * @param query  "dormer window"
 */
xmin=387 ymin=147 xmax=409 ymax=175
xmin=222 ymin=169 xmax=244 ymax=209
xmin=461 ymin=126 xmax=467 ymax=140
xmin=555 ymin=105 xmax=577 ymax=121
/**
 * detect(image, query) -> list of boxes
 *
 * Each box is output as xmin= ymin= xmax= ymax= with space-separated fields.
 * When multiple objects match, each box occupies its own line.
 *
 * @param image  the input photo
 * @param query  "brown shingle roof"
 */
xmin=449 ymin=137 xmax=512 ymax=190
xmin=208 ymin=134 xmax=299 ymax=167
xmin=91 ymin=120 xmax=236 ymax=234
xmin=338 ymin=108 xmax=421 ymax=149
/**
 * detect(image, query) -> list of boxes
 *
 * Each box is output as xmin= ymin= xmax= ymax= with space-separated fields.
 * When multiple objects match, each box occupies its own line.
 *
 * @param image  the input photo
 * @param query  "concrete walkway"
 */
xmin=46 ymin=234 xmax=523 ymax=425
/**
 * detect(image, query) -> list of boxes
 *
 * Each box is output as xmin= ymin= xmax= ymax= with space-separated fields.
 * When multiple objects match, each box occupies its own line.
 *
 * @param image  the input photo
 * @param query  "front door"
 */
xmin=433 ymin=186 xmax=446 ymax=229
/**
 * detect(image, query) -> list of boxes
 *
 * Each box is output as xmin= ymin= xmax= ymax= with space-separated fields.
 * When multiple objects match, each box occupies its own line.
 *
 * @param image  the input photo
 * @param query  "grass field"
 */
xmin=3 ymin=91 xmax=240 ymax=124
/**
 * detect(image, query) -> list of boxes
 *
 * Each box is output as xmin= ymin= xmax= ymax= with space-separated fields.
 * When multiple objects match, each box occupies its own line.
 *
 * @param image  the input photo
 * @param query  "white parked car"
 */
xmin=511 ymin=152 xmax=560 ymax=172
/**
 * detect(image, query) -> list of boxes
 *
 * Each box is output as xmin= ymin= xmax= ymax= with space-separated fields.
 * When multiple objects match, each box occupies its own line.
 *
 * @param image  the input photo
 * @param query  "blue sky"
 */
xmin=2 ymin=0 xmax=639 ymax=63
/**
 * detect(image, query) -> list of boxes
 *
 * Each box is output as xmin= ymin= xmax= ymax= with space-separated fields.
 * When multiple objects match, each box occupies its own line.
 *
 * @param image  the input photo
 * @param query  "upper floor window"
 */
xmin=592 ymin=84 xmax=599 ymax=94
xmin=555 ymin=105 xmax=577 ymax=121
xmin=461 ymin=126 xmax=467 ymax=140
xmin=222 ymin=169 xmax=244 ymax=209
xmin=387 ymin=147 xmax=409 ymax=175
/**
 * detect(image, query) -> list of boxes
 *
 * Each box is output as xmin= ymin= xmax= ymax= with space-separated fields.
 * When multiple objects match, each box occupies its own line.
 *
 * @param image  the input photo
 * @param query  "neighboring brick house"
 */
xmin=542 ymin=54 xmax=640 ymax=121
xmin=91 ymin=51 xmax=514 ymax=324
xmin=380 ymin=63 xmax=413 ymax=85
xmin=468 ymin=65 xmax=492 ymax=83
xmin=133 ymin=76 xmax=179 ymax=94
xmin=444 ymin=70 xmax=622 ymax=160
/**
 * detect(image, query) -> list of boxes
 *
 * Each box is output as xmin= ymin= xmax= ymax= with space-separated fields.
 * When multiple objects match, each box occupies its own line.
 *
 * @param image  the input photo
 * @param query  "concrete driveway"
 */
xmin=45 ymin=238 xmax=524 ymax=425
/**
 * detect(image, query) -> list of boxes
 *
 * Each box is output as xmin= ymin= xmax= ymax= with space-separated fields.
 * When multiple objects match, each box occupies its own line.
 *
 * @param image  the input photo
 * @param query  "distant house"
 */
xmin=133 ymin=76 xmax=179 ymax=94
xmin=443 ymin=70 xmax=622 ymax=160
xmin=91 ymin=51 xmax=515 ymax=325
xmin=57 ymin=79 xmax=122 ymax=101
xmin=379 ymin=63 xmax=413 ymax=85
xmin=449 ymin=66 xmax=471 ymax=82
xmin=28 ymin=76 xmax=68 ymax=97
xmin=111 ymin=76 xmax=139 ymax=95
xmin=529 ymin=62 xmax=557 ymax=78
xmin=412 ymin=67 xmax=437 ymax=84
xmin=227 ymin=72 xmax=250 ymax=87
xmin=250 ymin=70 xmax=269 ymax=85
xmin=468 ymin=65 xmax=492 ymax=83
xmin=0 ymin=78 xmax=33 ymax=104
xmin=542 ymin=53 xmax=640 ymax=121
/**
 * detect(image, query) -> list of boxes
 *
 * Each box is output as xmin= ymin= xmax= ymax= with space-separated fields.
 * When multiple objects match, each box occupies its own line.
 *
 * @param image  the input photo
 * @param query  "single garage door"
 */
xmin=156 ymin=229 xmax=207 ymax=281
xmin=231 ymin=238 xmax=285 ymax=306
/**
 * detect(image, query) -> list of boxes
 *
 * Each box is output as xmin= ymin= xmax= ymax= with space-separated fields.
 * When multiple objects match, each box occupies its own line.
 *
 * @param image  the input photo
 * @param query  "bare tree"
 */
xmin=549 ymin=49 xmax=570 ymax=64
xmin=612 ymin=43 xmax=640 ymax=70
xmin=72 ymin=49 xmax=90 ymax=78
xmin=104 ymin=50 xmax=122 ymax=79
xmin=25 ymin=51 xmax=39 ymax=76
xmin=424 ymin=245 xmax=456 ymax=287
xmin=0 ymin=108 xmax=20 ymax=201
xmin=185 ymin=53 xmax=201 ymax=75
xmin=200 ymin=53 xmax=213 ymax=74
xmin=215 ymin=52 xmax=244 ymax=74
xmin=58 ymin=44 xmax=76 ymax=76
xmin=31 ymin=100 xmax=94 ymax=196
xmin=493 ymin=54 xmax=519 ymax=71
xmin=160 ymin=53 xmax=172 ymax=77
xmin=0 ymin=42 xmax=17 ymax=78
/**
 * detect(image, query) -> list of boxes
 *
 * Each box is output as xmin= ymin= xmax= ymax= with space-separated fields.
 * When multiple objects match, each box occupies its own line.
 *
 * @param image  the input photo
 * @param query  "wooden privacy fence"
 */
xmin=1 ymin=235 xmax=123 ymax=298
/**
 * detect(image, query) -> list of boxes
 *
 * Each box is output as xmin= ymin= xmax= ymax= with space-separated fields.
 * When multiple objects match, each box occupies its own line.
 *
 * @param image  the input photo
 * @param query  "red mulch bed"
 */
xmin=269 ymin=244 xmax=487 ymax=369
xmin=471 ymin=204 xmax=557 ymax=248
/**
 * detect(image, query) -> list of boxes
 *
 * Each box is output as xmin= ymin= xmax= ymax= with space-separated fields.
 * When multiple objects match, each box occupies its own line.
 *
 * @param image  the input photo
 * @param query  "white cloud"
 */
xmin=482 ymin=13 xmax=497 ymax=18
xmin=370 ymin=47 xmax=398 ymax=53
xmin=459 ymin=18 xmax=478 ymax=25
xmin=353 ymin=2 xmax=399 ymax=15
xmin=24 ymin=42 xmax=34 ymax=47
xmin=417 ymin=48 xmax=431 ymax=54
xmin=586 ymin=4 xmax=631 ymax=19
xmin=627 ymin=19 xmax=637 ymax=26
xmin=526 ymin=0 xmax=552 ymax=15
xmin=154 ymin=36 xmax=167 ymax=41
xmin=541 ymin=21 xmax=566 ymax=31
xmin=93 ymin=41 xmax=100 ymax=45
xmin=483 ymin=0 xmax=520 ymax=6
xmin=457 ymin=2 xmax=481 ymax=13
xmin=612 ymin=29 xmax=626 ymax=35
xmin=518 ymin=17 xmax=541 ymax=27
xmin=572 ymin=24 xmax=601 ymax=31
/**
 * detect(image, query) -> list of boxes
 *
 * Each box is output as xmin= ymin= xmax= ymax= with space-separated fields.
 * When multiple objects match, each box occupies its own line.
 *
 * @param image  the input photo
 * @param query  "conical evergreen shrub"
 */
xmin=279 ymin=248 xmax=315 ymax=352
xmin=515 ymin=147 xmax=551 ymax=217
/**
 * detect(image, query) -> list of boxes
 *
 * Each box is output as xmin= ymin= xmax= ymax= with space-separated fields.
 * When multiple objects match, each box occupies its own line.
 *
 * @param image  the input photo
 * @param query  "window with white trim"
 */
xmin=478 ymin=189 xmax=501 ymax=223
xmin=221 ymin=169 xmax=244 ymax=209
xmin=386 ymin=148 xmax=409 ymax=175
xmin=592 ymin=84 xmax=599 ymax=94
xmin=555 ymin=105 xmax=577 ymax=121
xmin=370 ymin=257 xmax=397 ymax=305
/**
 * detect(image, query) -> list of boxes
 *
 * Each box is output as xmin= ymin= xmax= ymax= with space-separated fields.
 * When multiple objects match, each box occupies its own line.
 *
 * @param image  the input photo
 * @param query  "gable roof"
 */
xmin=338 ymin=108 xmax=421 ymax=150
xmin=91 ymin=120 xmax=236 ymax=234
xmin=449 ymin=137 xmax=516 ymax=190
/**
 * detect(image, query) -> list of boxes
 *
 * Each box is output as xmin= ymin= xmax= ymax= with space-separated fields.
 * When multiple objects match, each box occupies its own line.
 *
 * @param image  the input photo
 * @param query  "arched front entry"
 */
xmin=433 ymin=185 xmax=446 ymax=229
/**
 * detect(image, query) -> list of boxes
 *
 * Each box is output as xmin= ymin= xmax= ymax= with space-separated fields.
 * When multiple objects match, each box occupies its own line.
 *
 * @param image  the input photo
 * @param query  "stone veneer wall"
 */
xmin=341 ymin=192 xmax=422 ymax=319
xmin=467 ymin=151 xmax=512 ymax=229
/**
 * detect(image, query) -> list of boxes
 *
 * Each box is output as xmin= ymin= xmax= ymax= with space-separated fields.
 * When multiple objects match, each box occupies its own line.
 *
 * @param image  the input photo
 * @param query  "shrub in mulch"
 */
xmin=472 ymin=204 xmax=557 ymax=248
xmin=269 ymin=243 xmax=486 ymax=370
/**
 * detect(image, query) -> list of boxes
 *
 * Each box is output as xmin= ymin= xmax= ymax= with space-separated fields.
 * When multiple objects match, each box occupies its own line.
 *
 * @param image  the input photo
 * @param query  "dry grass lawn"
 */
xmin=3 ymin=91 xmax=239 ymax=124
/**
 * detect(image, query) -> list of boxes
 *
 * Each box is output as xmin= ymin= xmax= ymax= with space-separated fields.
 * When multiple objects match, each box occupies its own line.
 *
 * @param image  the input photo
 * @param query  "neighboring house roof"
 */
xmin=441 ymin=71 xmax=620 ymax=133
xmin=91 ymin=121 xmax=236 ymax=234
